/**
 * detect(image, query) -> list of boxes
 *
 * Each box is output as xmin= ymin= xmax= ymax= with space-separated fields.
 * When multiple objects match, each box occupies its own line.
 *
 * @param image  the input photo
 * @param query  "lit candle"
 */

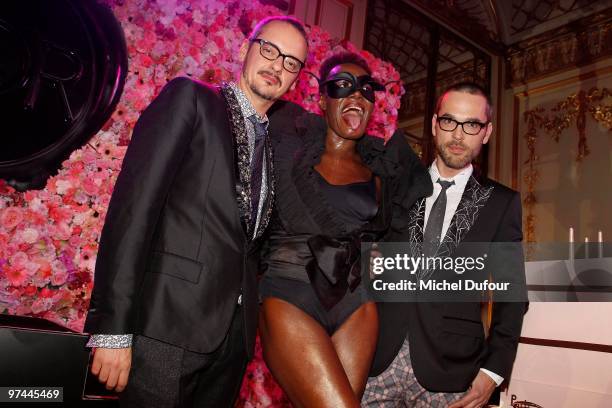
xmin=569 ymin=227 xmax=574 ymax=262
xmin=585 ymin=237 xmax=589 ymax=259
xmin=598 ymin=230 xmax=603 ymax=258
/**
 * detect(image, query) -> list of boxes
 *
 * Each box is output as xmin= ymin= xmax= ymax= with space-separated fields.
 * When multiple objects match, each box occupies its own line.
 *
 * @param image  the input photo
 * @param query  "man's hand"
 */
xmin=91 ymin=347 xmax=132 ymax=392
xmin=448 ymin=370 xmax=496 ymax=408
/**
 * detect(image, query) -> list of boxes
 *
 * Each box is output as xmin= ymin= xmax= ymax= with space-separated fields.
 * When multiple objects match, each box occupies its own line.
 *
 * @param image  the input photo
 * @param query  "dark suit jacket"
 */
xmin=371 ymin=173 xmax=528 ymax=392
xmin=84 ymin=78 xmax=274 ymax=357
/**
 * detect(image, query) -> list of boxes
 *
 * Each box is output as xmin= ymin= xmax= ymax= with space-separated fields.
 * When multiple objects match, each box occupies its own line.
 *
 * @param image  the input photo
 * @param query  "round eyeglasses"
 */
xmin=436 ymin=116 xmax=489 ymax=135
xmin=250 ymin=38 xmax=304 ymax=74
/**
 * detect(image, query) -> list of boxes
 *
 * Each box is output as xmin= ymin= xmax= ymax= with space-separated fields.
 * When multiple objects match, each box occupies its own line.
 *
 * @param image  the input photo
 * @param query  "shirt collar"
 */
xmin=429 ymin=159 xmax=473 ymax=189
xmin=228 ymin=82 xmax=268 ymax=125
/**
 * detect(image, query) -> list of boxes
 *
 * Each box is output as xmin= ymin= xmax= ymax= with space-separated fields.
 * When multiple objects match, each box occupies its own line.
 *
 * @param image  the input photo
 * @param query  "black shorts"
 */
xmin=259 ymin=275 xmax=368 ymax=335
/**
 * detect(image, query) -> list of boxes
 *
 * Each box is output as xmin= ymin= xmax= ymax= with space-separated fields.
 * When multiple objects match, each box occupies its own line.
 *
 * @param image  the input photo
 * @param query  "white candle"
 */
xmin=585 ymin=237 xmax=589 ymax=258
xmin=569 ymin=227 xmax=575 ymax=262
xmin=598 ymin=230 xmax=603 ymax=258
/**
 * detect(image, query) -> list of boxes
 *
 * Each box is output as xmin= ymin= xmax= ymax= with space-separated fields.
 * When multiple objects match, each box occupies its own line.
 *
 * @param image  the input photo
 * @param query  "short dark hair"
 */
xmin=319 ymin=52 xmax=371 ymax=81
xmin=249 ymin=16 xmax=308 ymax=51
xmin=435 ymin=82 xmax=493 ymax=121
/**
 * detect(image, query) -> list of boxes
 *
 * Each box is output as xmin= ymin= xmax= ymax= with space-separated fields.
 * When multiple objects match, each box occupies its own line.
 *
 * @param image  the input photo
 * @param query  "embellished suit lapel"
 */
xmin=436 ymin=175 xmax=494 ymax=259
xmin=407 ymin=198 xmax=426 ymax=259
xmin=220 ymin=85 xmax=252 ymax=237
xmin=253 ymin=135 xmax=275 ymax=240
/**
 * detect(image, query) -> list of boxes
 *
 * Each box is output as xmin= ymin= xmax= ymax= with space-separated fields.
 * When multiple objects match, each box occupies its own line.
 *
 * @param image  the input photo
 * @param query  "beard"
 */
xmin=436 ymin=140 xmax=479 ymax=170
xmin=246 ymin=71 xmax=282 ymax=102
xmin=250 ymin=83 xmax=276 ymax=101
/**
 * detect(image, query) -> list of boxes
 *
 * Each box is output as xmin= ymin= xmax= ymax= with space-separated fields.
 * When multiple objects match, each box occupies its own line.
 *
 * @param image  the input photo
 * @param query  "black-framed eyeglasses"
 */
xmin=250 ymin=38 xmax=304 ymax=73
xmin=436 ymin=116 xmax=489 ymax=135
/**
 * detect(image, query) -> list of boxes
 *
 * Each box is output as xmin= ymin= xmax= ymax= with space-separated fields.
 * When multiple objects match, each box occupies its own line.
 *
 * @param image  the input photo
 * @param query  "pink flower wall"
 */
xmin=0 ymin=0 xmax=403 ymax=406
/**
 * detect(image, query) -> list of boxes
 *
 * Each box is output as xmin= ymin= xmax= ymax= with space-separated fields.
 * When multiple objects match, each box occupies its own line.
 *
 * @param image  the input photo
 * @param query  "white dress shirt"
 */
xmin=424 ymin=160 xmax=504 ymax=387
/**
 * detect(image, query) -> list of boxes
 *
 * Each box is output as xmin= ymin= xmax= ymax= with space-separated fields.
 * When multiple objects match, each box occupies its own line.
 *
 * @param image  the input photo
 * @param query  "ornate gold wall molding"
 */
xmin=543 ymin=87 xmax=612 ymax=161
xmin=521 ymin=87 xmax=612 ymax=243
xmin=506 ymin=10 xmax=612 ymax=88
xmin=522 ymin=107 xmax=544 ymax=245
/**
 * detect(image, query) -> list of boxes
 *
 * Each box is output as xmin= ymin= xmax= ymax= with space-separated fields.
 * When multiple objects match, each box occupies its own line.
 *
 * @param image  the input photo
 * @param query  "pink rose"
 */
xmin=31 ymin=298 xmax=52 ymax=314
xmin=49 ymin=206 xmax=73 ymax=224
xmin=9 ymin=251 xmax=28 ymax=269
xmin=51 ymin=270 xmax=68 ymax=286
xmin=81 ymin=177 xmax=99 ymax=196
xmin=50 ymin=222 xmax=71 ymax=241
xmin=0 ymin=207 xmax=24 ymax=230
xmin=21 ymin=228 xmax=40 ymax=244
xmin=15 ymin=304 xmax=32 ymax=315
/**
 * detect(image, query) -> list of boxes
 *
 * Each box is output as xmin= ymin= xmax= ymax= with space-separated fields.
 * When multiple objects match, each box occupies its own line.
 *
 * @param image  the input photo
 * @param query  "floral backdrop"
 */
xmin=0 ymin=0 xmax=403 ymax=406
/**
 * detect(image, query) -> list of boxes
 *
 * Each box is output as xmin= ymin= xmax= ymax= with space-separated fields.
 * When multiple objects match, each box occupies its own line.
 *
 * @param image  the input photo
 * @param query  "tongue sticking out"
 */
xmin=342 ymin=112 xmax=362 ymax=130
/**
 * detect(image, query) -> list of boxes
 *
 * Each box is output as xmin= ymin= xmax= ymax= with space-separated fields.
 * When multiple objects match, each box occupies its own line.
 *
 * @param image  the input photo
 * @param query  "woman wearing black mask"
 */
xmin=260 ymin=52 xmax=429 ymax=407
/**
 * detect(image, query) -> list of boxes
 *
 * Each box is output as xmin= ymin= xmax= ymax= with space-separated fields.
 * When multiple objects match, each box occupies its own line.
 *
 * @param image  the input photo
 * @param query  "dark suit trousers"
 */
xmin=120 ymin=306 xmax=247 ymax=408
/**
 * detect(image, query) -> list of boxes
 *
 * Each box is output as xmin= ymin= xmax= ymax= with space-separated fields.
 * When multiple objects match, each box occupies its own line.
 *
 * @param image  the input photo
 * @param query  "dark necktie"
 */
xmin=247 ymin=114 xmax=266 ymax=232
xmin=423 ymin=179 xmax=455 ymax=257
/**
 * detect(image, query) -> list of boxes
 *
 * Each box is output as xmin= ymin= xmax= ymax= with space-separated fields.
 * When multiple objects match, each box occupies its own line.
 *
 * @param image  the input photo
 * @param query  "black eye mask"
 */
xmin=319 ymin=72 xmax=385 ymax=103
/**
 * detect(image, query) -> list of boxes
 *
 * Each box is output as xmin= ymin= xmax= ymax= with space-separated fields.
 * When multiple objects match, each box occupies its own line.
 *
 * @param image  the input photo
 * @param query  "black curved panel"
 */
xmin=0 ymin=0 xmax=127 ymax=190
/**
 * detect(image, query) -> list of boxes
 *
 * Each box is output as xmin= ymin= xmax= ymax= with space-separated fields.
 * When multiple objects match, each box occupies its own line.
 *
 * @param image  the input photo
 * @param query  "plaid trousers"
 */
xmin=362 ymin=338 xmax=467 ymax=407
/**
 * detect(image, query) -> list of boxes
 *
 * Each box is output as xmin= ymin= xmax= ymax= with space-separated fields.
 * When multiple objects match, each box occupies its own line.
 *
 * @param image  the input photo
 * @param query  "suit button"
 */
xmin=237 ymin=294 xmax=242 ymax=305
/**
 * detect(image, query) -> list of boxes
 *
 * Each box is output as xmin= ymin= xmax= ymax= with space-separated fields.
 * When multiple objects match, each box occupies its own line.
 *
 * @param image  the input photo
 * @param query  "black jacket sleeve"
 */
xmin=482 ymin=192 xmax=528 ymax=378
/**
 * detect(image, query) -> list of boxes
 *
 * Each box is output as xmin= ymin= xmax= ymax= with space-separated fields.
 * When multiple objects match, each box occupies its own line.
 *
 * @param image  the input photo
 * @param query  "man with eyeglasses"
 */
xmin=84 ymin=16 xmax=308 ymax=407
xmin=364 ymin=83 xmax=527 ymax=408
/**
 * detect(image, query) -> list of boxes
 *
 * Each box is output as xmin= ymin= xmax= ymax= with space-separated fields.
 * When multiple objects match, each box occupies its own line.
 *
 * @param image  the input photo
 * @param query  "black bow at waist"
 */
xmin=263 ymin=230 xmax=377 ymax=310
xmin=306 ymin=233 xmax=375 ymax=310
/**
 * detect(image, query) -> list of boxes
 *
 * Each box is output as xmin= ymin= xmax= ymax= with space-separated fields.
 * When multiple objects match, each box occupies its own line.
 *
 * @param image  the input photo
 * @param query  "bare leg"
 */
xmin=259 ymin=297 xmax=361 ymax=408
xmin=332 ymin=301 xmax=378 ymax=397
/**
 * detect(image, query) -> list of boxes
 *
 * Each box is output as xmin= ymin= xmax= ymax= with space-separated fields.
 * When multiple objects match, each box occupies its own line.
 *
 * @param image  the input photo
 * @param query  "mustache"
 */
xmin=258 ymin=70 xmax=281 ymax=86
xmin=445 ymin=141 xmax=467 ymax=150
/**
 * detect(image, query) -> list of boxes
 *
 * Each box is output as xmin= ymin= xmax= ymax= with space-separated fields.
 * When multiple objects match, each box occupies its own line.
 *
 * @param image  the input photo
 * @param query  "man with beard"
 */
xmin=84 ymin=16 xmax=308 ymax=407
xmin=363 ymin=83 xmax=527 ymax=408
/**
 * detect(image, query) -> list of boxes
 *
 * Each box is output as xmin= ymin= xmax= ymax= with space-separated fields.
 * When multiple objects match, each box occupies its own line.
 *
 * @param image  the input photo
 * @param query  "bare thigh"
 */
xmin=332 ymin=301 xmax=378 ymax=397
xmin=259 ymin=297 xmax=361 ymax=408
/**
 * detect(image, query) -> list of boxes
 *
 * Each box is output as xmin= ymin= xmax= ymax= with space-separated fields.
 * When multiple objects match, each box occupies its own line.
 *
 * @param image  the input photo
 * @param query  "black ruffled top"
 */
xmin=263 ymin=107 xmax=431 ymax=309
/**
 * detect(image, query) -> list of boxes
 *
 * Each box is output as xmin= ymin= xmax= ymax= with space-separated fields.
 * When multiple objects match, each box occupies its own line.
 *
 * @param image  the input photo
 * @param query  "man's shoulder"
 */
xmin=161 ymin=77 xmax=221 ymax=102
xmin=268 ymin=99 xmax=308 ymax=119
xmin=267 ymin=100 xmax=319 ymax=141
xmin=477 ymin=176 xmax=520 ymax=207
xmin=483 ymin=178 xmax=517 ymax=195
